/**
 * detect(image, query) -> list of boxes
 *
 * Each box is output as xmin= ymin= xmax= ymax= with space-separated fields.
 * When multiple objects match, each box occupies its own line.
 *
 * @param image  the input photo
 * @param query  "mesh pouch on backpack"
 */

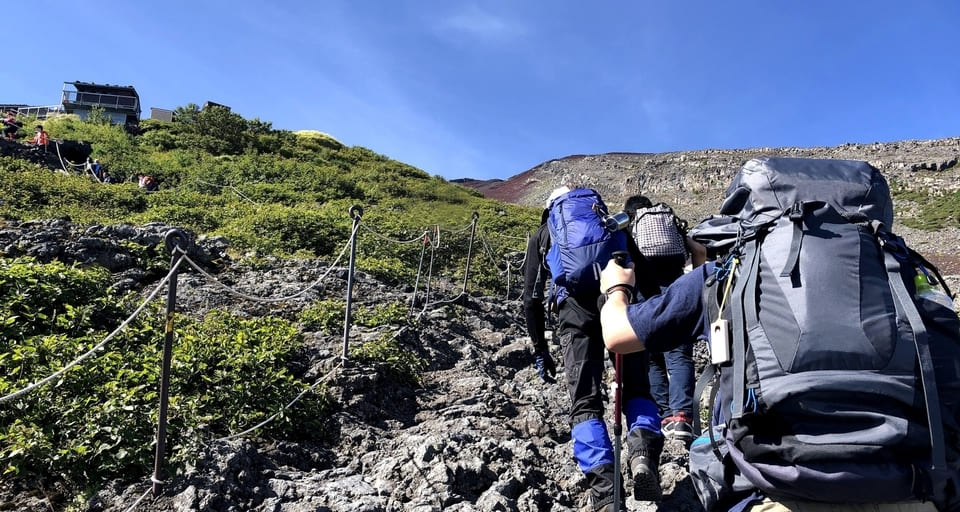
xmin=632 ymin=203 xmax=687 ymax=258
xmin=687 ymin=157 xmax=960 ymax=510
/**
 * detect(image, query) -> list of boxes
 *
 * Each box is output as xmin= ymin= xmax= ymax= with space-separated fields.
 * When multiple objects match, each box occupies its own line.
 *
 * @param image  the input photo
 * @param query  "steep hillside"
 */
xmin=463 ymin=138 xmax=960 ymax=284
xmin=475 ymin=138 xmax=959 ymax=217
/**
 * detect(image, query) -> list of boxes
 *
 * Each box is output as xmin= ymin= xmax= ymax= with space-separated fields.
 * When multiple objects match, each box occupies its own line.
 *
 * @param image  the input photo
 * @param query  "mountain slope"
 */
xmin=462 ymin=137 xmax=960 ymax=282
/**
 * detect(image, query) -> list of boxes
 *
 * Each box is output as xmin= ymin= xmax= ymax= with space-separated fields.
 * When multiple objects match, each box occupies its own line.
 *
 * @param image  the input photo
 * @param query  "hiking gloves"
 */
xmin=535 ymin=351 xmax=557 ymax=383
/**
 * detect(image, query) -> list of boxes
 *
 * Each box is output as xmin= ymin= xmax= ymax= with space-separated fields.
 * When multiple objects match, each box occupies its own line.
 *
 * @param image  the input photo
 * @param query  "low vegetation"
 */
xmin=0 ymin=258 xmax=333 ymax=490
xmin=0 ymin=106 xmax=536 ymax=501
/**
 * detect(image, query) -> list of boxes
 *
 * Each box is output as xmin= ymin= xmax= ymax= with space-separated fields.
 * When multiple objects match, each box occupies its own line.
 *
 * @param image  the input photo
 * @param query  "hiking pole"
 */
xmin=611 ymin=250 xmax=629 ymax=512
xmin=613 ymin=352 xmax=624 ymax=512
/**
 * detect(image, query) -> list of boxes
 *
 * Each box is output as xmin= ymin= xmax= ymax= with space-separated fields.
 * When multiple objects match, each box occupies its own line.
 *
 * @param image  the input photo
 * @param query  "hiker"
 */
xmin=27 ymin=125 xmax=50 ymax=149
xmin=138 ymin=174 xmax=159 ymax=192
xmin=2 ymin=111 xmax=19 ymax=139
xmin=90 ymin=159 xmax=103 ymax=181
xmin=544 ymin=179 xmax=664 ymax=511
xmin=623 ymin=195 xmax=696 ymax=444
xmin=85 ymin=158 xmax=103 ymax=180
xmin=522 ymin=208 xmax=555 ymax=383
xmin=101 ymin=170 xmax=117 ymax=184
xmin=599 ymin=157 xmax=960 ymax=512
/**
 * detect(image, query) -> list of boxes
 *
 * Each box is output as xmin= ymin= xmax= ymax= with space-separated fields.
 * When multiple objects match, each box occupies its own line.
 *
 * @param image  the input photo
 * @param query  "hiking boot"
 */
xmin=629 ymin=452 xmax=662 ymax=502
xmin=662 ymin=412 xmax=695 ymax=444
xmin=626 ymin=428 xmax=663 ymax=502
xmin=583 ymin=463 xmax=625 ymax=512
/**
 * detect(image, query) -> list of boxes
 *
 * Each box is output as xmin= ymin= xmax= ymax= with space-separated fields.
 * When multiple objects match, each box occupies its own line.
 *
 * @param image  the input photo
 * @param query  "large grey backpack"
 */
xmin=688 ymin=157 xmax=960 ymax=511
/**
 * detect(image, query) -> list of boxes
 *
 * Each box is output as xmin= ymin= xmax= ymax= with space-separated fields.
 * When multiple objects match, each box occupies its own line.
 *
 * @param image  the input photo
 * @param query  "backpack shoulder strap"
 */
xmin=881 ymin=236 xmax=951 ymax=504
xmin=731 ymin=238 xmax=761 ymax=420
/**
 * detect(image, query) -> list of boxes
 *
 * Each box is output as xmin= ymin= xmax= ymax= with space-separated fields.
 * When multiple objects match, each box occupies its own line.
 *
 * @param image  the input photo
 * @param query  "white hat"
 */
xmin=545 ymin=186 xmax=571 ymax=208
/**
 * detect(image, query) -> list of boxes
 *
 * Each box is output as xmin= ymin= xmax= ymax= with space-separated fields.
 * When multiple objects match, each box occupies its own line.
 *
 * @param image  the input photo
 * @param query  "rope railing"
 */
xmin=216 ymin=358 xmax=344 ymax=441
xmin=195 ymin=179 xmax=259 ymax=205
xmin=0 ymin=255 xmax=184 ymax=404
xmin=176 ymin=224 xmax=356 ymax=304
xmin=0 ymin=206 xmax=539 ymax=508
xmin=121 ymin=484 xmax=153 ymax=512
xmin=359 ymin=222 xmax=429 ymax=244
xmin=53 ymin=140 xmax=74 ymax=175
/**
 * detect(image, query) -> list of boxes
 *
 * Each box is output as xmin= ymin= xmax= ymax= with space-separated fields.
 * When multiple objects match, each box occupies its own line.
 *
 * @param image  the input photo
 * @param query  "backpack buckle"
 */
xmin=787 ymin=202 xmax=804 ymax=222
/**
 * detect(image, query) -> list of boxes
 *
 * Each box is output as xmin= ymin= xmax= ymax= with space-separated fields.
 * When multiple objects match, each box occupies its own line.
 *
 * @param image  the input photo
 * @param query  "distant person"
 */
xmin=91 ymin=159 xmax=104 ymax=181
xmin=102 ymin=170 xmax=118 ymax=184
xmin=138 ymin=174 xmax=159 ymax=192
xmin=27 ymin=125 xmax=50 ymax=149
xmin=2 ymin=112 xmax=20 ymax=139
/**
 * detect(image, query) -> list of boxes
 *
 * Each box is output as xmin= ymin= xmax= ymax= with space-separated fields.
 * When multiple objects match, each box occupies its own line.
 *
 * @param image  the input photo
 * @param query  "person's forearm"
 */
xmin=600 ymin=290 xmax=645 ymax=353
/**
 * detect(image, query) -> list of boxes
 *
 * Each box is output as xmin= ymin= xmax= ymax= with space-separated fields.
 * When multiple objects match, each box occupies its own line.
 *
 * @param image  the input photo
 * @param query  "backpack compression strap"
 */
xmin=881 ymin=235 xmax=950 ymax=504
xmin=731 ymin=238 xmax=761 ymax=420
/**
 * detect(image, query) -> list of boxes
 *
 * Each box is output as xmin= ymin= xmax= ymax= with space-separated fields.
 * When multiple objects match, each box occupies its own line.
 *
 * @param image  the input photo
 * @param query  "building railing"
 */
xmin=15 ymin=105 xmax=63 ymax=119
xmin=62 ymin=90 xmax=139 ymax=112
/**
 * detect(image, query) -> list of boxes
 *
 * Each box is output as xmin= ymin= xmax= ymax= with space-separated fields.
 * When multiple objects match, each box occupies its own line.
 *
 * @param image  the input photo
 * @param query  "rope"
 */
xmin=121 ymin=484 xmax=153 ymax=512
xmin=418 ymin=292 xmax=467 ymax=316
xmin=476 ymin=230 xmax=502 ymax=269
xmin=53 ymin=141 xmax=72 ymax=175
xmin=176 ymin=223 xmax=356 ymax=303
xmin=483 ymin=230 xmax=528 ymax=241
xmin=215 ymin=355 xmax=348 ymax=441
xmin=195 ymin=179 xmax=258 ymax=205
xmin=359 ymin=222 xmax=429 ymax=244
xmin=437 ymin=221 xmax=474 ymax=234
xmin=0 ymin=255 xmax=184 ymax=404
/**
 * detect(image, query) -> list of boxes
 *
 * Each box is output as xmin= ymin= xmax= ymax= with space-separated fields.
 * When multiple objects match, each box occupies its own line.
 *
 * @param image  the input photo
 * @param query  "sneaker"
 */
xmin=662 ymin=412 xmax=695 ymax=443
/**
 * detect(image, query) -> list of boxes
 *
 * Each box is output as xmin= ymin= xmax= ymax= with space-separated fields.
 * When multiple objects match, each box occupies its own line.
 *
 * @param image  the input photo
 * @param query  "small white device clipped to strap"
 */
xmin=709 ymin=258 xmax=738 ymax=365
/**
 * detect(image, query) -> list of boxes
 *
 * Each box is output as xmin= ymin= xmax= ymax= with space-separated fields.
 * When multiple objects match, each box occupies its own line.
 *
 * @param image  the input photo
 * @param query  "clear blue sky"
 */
xmin=5 ymin=1 xmax=958 ymax=180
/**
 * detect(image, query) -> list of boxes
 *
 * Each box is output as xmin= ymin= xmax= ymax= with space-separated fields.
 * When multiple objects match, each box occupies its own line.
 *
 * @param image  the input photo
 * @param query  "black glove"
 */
xmin=535 ymin=351 xmax=557 ymax=383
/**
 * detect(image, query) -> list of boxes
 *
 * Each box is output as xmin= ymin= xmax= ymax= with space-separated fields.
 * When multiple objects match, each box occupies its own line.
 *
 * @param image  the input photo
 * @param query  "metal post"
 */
xmin=505 ymin=260 xmax=511 ymax=300
xmin=410 ymin=233 xmax=428 ymax=311
xmin=342 ymin=205 xmax=363 ymax=363
xmin=460 ymin=212 xmax=479 ymax=295
xmin=152 ymin=229 xmax=187 ymax=496
xmin=423 ymin=233 xmax=436 ymax=309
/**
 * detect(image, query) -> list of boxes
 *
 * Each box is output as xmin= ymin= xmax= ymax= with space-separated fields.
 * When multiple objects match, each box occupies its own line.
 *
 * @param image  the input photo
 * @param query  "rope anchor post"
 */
xmin=152 ymin=229 xmax=188 ymax=496
xmin=460 ymin=212 xmax=480 ymax=300
xmin=342 ymin=206 xmax=363 ymax=364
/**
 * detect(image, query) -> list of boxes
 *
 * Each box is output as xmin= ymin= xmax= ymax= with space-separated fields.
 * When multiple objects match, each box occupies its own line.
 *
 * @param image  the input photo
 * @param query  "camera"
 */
xmin=603 ymin=211 xmax=631 ymax=232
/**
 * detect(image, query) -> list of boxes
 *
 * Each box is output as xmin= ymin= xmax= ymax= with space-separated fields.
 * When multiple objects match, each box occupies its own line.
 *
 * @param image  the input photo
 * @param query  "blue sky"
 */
xmin=5 ymin=1 xmax=958 ymax=180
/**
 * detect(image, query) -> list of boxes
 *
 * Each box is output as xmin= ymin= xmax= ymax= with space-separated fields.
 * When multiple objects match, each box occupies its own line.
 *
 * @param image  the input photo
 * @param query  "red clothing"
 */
xmin=29 ymin=130 xmax=50 ymax=146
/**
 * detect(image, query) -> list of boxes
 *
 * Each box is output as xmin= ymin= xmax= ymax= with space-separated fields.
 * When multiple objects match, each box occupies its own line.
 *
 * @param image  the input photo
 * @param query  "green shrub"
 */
xmin=350 ymin=333 xmax=426 ymax=386
xmin=298 ymin=299 xmax=346 ymax=333
xmin=0 ymin=261 xmax=332 ymax=489
xmin=0 ymin=105 xmax=543 ymax=294
xmin=298 ymin=300 xmax=408 ymax=333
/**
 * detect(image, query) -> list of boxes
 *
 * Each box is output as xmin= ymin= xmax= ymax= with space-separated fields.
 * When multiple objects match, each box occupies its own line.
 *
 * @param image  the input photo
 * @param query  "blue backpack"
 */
xmin=688 ymin=157 xmax=960 ymax=511
xmin=545 ymin=188 xmax=628 ymax=304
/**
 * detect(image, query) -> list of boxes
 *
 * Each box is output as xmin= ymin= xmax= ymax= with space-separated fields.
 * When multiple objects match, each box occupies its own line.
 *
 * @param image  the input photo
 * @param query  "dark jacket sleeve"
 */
xmin=626 ymin=262 xmax=713 ymax=353
xmin=522 ymin=224 xmax=550 ymax=353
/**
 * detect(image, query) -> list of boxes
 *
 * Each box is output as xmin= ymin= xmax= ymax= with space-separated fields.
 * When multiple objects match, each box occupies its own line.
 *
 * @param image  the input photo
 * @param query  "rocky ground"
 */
xmin=1 ymin=136 xmax=958 ymax=511
xmin=0 ymin=220 xmax=703 ymax=512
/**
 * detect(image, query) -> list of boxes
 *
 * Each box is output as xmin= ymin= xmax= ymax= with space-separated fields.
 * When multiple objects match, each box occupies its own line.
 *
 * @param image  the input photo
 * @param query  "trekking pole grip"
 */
xmin=612 ymin=250 xmax=628 ymax=267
